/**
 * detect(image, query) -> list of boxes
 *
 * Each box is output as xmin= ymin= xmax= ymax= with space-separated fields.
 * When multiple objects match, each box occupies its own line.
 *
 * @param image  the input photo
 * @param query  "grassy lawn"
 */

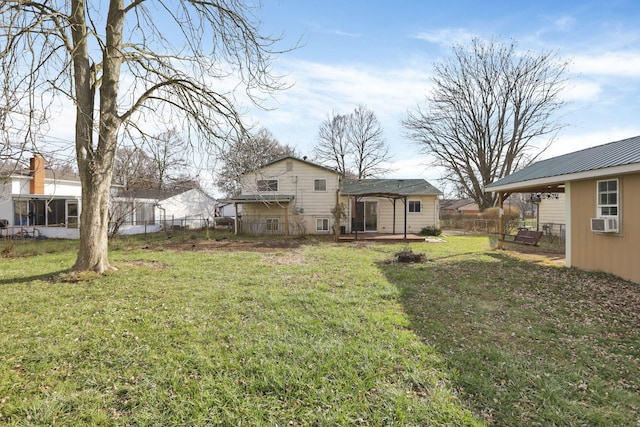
xmin=0 ymin=232 xmax=638 ymax=425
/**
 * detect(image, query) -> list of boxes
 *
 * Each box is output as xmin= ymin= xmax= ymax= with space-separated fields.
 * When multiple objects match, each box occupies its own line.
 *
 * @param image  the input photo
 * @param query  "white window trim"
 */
xmin=316 ymin=217 xmax=330 ymax=232
xmin=313 ymin=178 xmax=327 ymax=192
xmin=408 ymin=200 xmax=422 ymax=213
xmin=596 ymin=178 xmax=619 ymax=218
xmin=266 ymin=217 xmax=280 ymax=232
xmin=257 ymin=179 xmax=279 ymax=192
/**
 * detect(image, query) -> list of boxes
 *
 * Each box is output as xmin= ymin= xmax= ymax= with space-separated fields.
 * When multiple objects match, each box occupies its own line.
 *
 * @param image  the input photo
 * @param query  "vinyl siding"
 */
xmin=340 ymin=195 xmax=439 ymax=233
xmin=240 ymin=159 xmax=341 ymax=234
xmin=538 ymin=194 xmax=566 ymax=236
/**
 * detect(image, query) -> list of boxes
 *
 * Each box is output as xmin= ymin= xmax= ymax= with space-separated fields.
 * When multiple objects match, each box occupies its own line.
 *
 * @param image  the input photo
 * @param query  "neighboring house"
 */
xmin=111 ymin=187 xmax=216 ymax=235
xmin=440 ymin=198 xmax=480 ymax=216
xmin=0 ymin=155 xmax=82 ymax=239
xmin=537 ymin=193 xmax=566 ymax=238
xmin=485 ymin=135 xmax=640 ymax=284
xmin=224 ymin=156 xmax=442 ymax=236
xmin=216 ymin=202 xmax=241 ymax=218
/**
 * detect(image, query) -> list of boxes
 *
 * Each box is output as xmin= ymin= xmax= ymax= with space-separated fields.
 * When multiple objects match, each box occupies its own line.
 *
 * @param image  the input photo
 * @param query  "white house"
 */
xmin=224 ymin=156 xmax=442 ymax=236
xmin=0 ymin=155 xmax=82 ymax=239
xmin=111 ymin=187 xmax=216 ymax=235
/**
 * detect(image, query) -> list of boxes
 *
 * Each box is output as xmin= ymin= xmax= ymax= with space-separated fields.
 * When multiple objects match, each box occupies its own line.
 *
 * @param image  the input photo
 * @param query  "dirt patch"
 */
xmin=148 ymin=238 xmax=304 ymax=253
xmin=502 ymin=250 xmax=566 ymax=267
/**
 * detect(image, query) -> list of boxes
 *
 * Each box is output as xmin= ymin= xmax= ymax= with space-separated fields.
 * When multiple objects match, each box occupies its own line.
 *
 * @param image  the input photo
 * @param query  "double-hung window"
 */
xmin=316 ymin=218 xmax=329 ymax=232
xmin=266 ymin=218 xmax=279 ymax=232
xmin=408 ymin=200 xmax=422 ymax=213
xmin=314 ymin=179 xmax=327 ymax=192
xmin=597 ymin=179 xmax=618 ymax=217
xmin=257 ymin=179 xmax=278 ymax=192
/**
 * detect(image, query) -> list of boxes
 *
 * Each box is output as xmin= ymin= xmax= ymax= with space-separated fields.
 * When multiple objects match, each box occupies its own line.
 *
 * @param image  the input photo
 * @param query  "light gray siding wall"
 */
xmin=240 ymin=159 xmax=341 ymax=234
xmin=539 ymin=194 xmax=566 ymax=225
xmin=340 ymin=195 xmax=439 ymax=233
xmin=377 ymin=196 xmax=439 ymax=233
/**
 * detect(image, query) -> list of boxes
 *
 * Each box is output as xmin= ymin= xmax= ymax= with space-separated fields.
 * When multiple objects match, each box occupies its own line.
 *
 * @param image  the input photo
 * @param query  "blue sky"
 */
xmin=241 ymin=0 xmax=640 ymax=185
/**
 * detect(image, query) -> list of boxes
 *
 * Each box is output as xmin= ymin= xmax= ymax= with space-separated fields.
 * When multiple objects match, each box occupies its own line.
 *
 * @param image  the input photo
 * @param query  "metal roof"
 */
xmin=342 ymin=179 xmax=442 ymax=197
xmin=486 ymin=135 xmax=640 ymax=192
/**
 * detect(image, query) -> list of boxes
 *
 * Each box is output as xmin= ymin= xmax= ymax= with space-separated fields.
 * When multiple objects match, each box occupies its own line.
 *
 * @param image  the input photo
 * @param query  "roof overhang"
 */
xmin=221 ymin=195 xmax=295 ymax=204
xmin=485 ymin=162 xmax=640 ymax=194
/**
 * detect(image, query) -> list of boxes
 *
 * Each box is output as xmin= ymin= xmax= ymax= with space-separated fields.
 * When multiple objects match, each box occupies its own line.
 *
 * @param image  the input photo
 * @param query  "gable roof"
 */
xmin=116 ymin=187 xmax=212 ymax=201
xmin=0 ymin=166 xmax=82 ymax=182
xmin=486 ymin=135 xmax=640 ymax=192
xmin=251 ymin=156 xmax=342 ymax=176
xmin=441 ymin=198 xmax=479 ymax=211
xmin=342 ymin=178 xmax=442 ymax=197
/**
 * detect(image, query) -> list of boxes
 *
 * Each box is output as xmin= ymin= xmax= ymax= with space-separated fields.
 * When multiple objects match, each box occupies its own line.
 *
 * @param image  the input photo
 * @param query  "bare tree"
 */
xmin=147 ymin=128 xmax=190 ymax=190
xmin=313 ymin=105 xmax=391 ymax=179
xmin=314 ymin=111 xmax=350 ymax=176
xmin=1 ymin=0 xmax=289 ymax=272
xmin=349 ymin=105 xmax=390 ymax=179
xmin=403 ymin=38 xmax=568 ymax=210
xmin=216 ymin=127 xmax=296 ymax=197
xmin=112 ymin=147 xmax=156 ymax=190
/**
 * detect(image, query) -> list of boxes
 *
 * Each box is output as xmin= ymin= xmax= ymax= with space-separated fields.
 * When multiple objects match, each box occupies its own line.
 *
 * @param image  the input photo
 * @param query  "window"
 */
xmin=316 ymin=218 xmax=330 ymax=232
xmin=136 ymin=203 xmax=155 ymax=225
xmin=408 ymin=200 xmax=422 ymax=213
xmin=314 ymin=179 xmax=327 ymax=192
xmin=14 ymin=200 xmax=28 ymax=226
xmin=13 ymin=199 xmax=76 ymax=227
xmin=67 ymin=201 xmax=79 ymax=228
xmin=47 ymin=200 xmax=66 ymax=225
xmin=597 ymin=179 xmax=618 ymax=217
xmin=266 ymin=218 xmax=279 ymax=232
xmin=257 ymin=179 xmax=278 ymax=192
xmin=29 ymin=200 xmax=46 ymax=225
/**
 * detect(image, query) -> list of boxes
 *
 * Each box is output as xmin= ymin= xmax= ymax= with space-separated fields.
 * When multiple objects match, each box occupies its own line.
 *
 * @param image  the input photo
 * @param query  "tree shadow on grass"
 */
xmin=0 ymin=269 xmax=74 ymax=285
xmin=376 ymin=251 xmax=640 ymax=426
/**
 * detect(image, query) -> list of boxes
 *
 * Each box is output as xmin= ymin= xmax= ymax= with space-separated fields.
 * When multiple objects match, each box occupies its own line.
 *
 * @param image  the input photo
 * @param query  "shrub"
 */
xmin=419 ymin=226 xmax=442 ymax=236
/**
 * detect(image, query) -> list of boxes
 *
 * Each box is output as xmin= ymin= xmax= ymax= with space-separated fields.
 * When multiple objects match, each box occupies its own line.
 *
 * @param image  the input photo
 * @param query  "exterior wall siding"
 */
xmin=538 ymin=193 xmax=566 ymax=237
xmin=539 ymin=193 xmax=566 ymax=225
xmin=241 ymin=159 xmax=341 ymax=235
xmin=570 ymin=173 xmax=640 ymax=283
xmin=339 ymin=195 xmax=439 ymax=234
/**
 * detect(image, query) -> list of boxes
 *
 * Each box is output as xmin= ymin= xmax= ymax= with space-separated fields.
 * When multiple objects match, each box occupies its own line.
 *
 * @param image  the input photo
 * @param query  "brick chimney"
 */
xmin=30 ymin=155 xmax=45 ymax=195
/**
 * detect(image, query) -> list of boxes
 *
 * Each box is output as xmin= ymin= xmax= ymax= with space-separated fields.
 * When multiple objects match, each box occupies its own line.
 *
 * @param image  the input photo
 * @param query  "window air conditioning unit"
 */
xmin=590 ymin=217 xmax=618 ymax=233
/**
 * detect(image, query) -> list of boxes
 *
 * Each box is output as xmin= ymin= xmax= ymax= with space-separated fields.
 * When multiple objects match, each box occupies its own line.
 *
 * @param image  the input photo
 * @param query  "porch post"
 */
xmin=498 ymin=192 xmax=505 ymax=249
xmin=403 ymin=196 xmax=407 ymax=240
xmin=233 ymin=202 xmax=239 ymax=235
xmin=284 ymin=202 xmax=290 ymax=236
xmin=392 ymin=198 xmax=396 ymax=235
xmin=354 ymin=196 xmax=359 ymax=241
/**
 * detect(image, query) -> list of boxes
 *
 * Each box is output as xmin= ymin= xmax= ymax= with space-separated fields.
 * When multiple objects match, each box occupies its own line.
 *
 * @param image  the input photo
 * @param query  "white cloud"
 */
xmin=561 ymin=80 xmax=602 ymax=102
xmin=553 ymin=16 xmax=576 ymax=32
xmin=571 ymin=51 xmax=640 ymax=77
xmin=251 ymin=59 xmax=434 ymax=152
xmin=412 ymin=28 xmax=478 ymax=47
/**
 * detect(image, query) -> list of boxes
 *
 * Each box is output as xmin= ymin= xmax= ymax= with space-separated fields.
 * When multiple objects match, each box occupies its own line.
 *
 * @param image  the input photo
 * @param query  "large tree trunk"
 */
xmin=71 ymin=0 xmax=124 ymax=273
xmin=74 ymin=167 xmax=114 ymax=273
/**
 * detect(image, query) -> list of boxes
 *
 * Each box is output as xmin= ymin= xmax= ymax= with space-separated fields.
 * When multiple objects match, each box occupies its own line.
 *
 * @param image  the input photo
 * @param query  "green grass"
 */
xmin=0 ymin=232 xmax=638 ymax=425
